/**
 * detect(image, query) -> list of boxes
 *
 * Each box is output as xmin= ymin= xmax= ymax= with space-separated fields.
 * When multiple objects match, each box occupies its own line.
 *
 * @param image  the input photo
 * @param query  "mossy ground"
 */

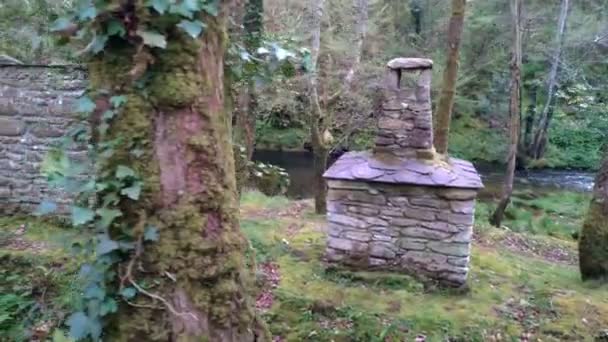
xmin=241 ymin=191 xmax=608 ymax=341
xmin=2 ymin=191 xmax=608 ymax=341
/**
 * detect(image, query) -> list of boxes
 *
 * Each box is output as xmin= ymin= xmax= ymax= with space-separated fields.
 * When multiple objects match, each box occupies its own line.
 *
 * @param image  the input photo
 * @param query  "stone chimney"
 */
xmin=374 ymin=58 xmax=434 ymax=159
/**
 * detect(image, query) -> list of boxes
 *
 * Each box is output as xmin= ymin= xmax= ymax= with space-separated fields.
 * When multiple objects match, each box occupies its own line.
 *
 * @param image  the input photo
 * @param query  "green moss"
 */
xmin=579 ymin=201 xmax=608 ymax=280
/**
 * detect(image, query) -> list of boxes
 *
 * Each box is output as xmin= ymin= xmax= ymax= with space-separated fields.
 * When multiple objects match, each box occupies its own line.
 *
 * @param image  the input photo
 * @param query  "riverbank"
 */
xmin=1 ymin=190 xmax=604 ymax=341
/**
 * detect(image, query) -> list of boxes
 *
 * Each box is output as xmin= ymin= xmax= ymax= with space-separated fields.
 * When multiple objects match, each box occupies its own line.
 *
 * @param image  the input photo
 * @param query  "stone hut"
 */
xmin=323 ymin=58 xmax=483 ymax=287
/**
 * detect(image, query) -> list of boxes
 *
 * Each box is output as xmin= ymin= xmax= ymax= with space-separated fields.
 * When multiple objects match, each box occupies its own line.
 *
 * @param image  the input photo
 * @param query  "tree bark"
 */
xmin=434 ymin=0 xmax=466 ymax=155
xmin=522 ymin=83 xmax=537 ymax=152
xmin=309 ymin=0 xmax=329 ymax=214
xmin=579 ymin=155 xmax=608 ymax=281
xmin=233 ymin=0 xmax=264 ymax=194
xmin=491 ymin=0 xmax=522 ymax=228
xmin=343 ymin=0 xmax=368 ymax=87
xmin=91 ymin=4 xmax=268 ymax=341
xmin=530 ymin=0 xmax=569 ymax=159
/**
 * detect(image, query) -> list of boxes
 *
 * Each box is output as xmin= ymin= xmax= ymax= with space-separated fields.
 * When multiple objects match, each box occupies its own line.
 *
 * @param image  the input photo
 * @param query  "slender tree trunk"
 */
xmin=344 ymin=0 xmax=368 ymax=86
xmin=491 ymin=0 xmax=522 ymax=228
xmin=530 ymin=0 xmax=569 ymax=159
xmin=92 ymin=4 xmax=268 ymax=340
xmin=522 ymin=83 xmax=537 ymax=152
xmin=579 ymin=155 xmax=608 ymax=281
xmin=434 ymin=0 xmax=466 ymax=155
xmin=309 ymin=0 xmax=329 ymax=214
xmin=240 ymin=0 xmax=264 ymax=161
xmin=233 ymin=0 xmax=264 ymax=194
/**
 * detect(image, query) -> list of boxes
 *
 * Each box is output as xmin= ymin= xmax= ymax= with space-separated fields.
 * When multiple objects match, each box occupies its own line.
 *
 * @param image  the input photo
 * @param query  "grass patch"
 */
xmin=476 ymin=191 xmax=590 ymax=239
xmin=239 ymin=193 xmax=608 ymax=341
xmin=0 ymin=217 xmax=82 ymax=341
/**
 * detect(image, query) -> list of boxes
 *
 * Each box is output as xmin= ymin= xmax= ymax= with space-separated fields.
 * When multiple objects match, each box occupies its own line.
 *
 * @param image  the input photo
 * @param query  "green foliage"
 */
xmin=249 ymin=162 xmax=291 ymax=197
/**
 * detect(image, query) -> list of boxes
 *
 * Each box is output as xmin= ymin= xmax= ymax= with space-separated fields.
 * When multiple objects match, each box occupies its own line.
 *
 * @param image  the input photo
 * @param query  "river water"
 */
xmin=253 ymin=150 xmax=595 ymax=200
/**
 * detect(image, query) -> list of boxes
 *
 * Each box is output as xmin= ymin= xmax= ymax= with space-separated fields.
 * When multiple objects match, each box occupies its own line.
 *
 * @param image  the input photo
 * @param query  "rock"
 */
xmin=327 ymin=213 xmax=368 ymax=228
xmin=344 ymin=231 xmax=372 ymax=242
xmin=402 ymin=227 xmax=451 ymax=240
xmin=348 ymin=205 xmax=380 ymax=216
xmin=409 ymin=197 xmax=445 ymax=209
xmin=327 ymin=201 xmax=348 ymax=214
xmin=328 ymin=238 xmax=353 ymax=251
xmin=450 ymin=200 xmax=475 ymax=214
xmin=437 ymin=212 xmax=474 ymax=226
xmin=419 ymin=221 xmax=460 ymax=233
xmin=390 ymin=217 xmax=419 ymax=227
xmin=428 ymin=241 xmax=470 ymax=257
xmin=438 ymin=189 xmax=477 ymax=200
xmin=370 ymin=226 xmax=399 ymax=237
xmin=447 ymin=229 xmax=472 ymax=243
xmin=380 ymin=208 xmax=402 ymax=217
xmin=363 ymin=216 xmax=388 ymax=226
xmin=398 ymin=238 xmax=428 ymax=251
xmin=370 ymin=242 xmax=396 ymax=259
xmin=328 ymin=224 xmax=344 ymax=238
xmin=387 ymin=58 xmax=433 ymax=70
xmin=372 ymin=234 xmax=393 ymax=242
xmin=388 ymin=196 xmax=409 ymax=206
xmin=440 ymin=272 xmax=468 ymax=285
xmin=369 ymin=258 xmax=388 ymax=266
xmin=404 ymin=207 xmax=436 ymax=221
xmin=447 ymin=256 xmax=470 ymax=267
xmin=0 ymin=118 xmax=25 ymax=136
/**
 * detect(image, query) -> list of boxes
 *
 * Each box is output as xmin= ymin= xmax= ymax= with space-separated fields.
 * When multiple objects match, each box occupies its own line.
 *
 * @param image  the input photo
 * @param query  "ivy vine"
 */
xmin=37 ymin=0 xmax=309 ymax=340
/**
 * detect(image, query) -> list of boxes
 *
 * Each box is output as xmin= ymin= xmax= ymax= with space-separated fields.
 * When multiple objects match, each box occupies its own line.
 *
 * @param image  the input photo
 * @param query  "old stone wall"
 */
xmin=0 ymin=65 xmax=87 ymax=214
xmin=325 ymin=180 xmax=476 ymax=287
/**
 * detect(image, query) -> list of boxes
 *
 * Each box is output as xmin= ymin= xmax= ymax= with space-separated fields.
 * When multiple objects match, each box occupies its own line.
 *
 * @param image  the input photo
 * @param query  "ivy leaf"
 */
xmin=35 ymin=200 xmax=57 ymax=216
xmin=99 ymin=123 xmax=109 ymax=136
xmin=84 ymin=285 xmax=105 ymax=300
xmin=97 ymin=235 xmax=119 ymax=255
xmin=66 ymin=312 xmax=89 ymax=340
xmin=201 ymin=3 xmax=219 ymax=16
xmin=130 ymin=149 xmax=145 ymax=158
xmin=144 ymin=225 xmax=159 ymax=242
xmin=169 ymin=0 xmax=199 ymax=18
xmin=120 ymin=287 xmax=137 ymax=299
xmin=110 ymin=95 xmax=128 ymax=108
xmin=102 ymin=192 xmax=120 ymax=207
xmin=121 ymin=182 xmax=142 ymax=200
xmin=137 ymin=30 xmax=167 ymax=49
xmin=96 ymin=208 xmax=122 ymax=229
xmin=115 ymin=165 xmax=136 ymax=179
xmin=76 ymin=96 xmax=96 ymax=113
xmin=107 ymin=20 xmax=126 ymax=37
xmin=147 ymin=0 xmax=171 ymax=14
xmin=177 ymin=20 xmax=206 ymax=38
xmin=50 ymin=17 xmax=74 ymax=32
xmin=101 ymin=110 xmax=115 ymax=121
xmin=71 ymin=206 xmax=95 ymax=226
xmin=77 ymin=2 xmax=97 ymax=21
xmin=51 ymin=329 xmax=72 ymax=342
xmin=90 ymin=35 xmax=108 ymax=54
xmin=100 ymin=298 xmax=118 ymax=316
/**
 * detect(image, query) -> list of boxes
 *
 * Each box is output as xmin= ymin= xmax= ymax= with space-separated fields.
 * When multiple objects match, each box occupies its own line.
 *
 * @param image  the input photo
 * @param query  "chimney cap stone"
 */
xmin=387 ymin=58 xmax=433 ymax=70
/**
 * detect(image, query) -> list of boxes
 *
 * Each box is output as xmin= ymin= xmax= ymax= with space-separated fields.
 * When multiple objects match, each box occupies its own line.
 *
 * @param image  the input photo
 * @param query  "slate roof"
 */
xmin=323 ymin=151 xmax=483 ymax=189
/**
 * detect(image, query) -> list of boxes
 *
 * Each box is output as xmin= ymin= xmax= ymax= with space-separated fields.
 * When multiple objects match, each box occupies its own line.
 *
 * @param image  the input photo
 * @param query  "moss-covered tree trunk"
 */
xmin=434 ymin=0 xmax=466 ymax=155
xmin=89 ymin=4 xmax=268 ymax=341
xmin=579 ymin=155 xmax=608 ymax=281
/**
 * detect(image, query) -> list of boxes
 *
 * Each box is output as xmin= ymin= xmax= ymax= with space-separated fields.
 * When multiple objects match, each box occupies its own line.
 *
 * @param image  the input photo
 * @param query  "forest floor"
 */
xmin=1 ymin=190 xmax=608 ymax=341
